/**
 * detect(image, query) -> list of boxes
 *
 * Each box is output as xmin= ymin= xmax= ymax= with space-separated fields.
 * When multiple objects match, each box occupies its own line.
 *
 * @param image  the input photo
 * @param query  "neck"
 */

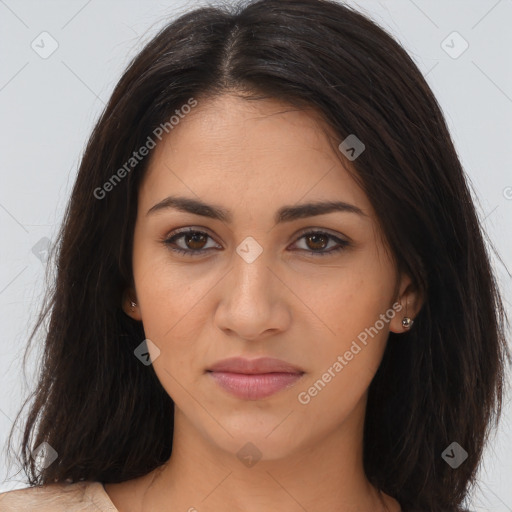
xmin=137 ymin=397 xmax=398 ymax=512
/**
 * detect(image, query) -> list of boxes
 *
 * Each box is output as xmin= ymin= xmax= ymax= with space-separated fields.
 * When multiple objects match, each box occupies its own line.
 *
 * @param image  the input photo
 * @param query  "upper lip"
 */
xmin=207 ymin=357 xmax=304 ymax=374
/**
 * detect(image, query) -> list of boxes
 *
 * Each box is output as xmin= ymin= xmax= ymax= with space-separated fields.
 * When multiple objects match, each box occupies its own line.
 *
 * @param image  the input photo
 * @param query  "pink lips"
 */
xmin=207 ymin=357 xmax=305 ymax=400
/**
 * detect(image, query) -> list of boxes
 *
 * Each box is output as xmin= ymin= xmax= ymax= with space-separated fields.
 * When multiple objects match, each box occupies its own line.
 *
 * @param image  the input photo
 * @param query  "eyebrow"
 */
xmin=146 ymin=195 xmax=367 ymax=224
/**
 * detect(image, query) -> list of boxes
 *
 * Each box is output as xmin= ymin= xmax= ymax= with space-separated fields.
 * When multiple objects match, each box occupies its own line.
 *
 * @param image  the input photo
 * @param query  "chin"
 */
xmin=211 ymin=422 xmax=305 ymax=463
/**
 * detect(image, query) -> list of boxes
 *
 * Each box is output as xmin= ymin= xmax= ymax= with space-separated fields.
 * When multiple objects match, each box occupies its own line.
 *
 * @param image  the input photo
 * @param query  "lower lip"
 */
xmin=208 ymin=371 xmax=304 ymax=400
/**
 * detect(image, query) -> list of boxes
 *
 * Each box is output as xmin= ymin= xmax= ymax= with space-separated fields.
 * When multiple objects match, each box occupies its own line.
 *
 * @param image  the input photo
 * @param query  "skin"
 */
xmin=105 ymin=93 xmax=421 ymax=512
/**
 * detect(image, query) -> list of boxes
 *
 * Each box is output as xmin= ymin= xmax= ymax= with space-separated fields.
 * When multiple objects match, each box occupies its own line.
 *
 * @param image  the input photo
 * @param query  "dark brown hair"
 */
xmin=5 ymin=0 xmax=510 ymax=510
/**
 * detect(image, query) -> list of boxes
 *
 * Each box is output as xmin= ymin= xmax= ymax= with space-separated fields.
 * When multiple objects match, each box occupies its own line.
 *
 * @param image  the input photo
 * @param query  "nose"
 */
xmin=214 ymin=242 xmax=291 ymax=341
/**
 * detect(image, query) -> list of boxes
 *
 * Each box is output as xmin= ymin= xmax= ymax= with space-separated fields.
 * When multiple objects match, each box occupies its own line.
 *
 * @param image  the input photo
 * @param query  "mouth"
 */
xmin=206 ymin=357 xmax=305 ymax=400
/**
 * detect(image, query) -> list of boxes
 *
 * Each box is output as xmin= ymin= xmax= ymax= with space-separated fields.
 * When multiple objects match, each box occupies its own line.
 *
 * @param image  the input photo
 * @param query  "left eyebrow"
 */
xmin=146 ymin=195 xmax=368 ymax=224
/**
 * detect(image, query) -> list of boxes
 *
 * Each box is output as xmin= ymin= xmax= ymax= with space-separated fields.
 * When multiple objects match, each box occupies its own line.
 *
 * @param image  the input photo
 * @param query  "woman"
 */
xmin=1 ymin=0 xmax=509 ymax=510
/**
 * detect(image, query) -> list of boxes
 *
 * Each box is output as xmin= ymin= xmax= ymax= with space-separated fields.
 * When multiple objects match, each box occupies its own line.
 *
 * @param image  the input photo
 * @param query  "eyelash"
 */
xmin=161 ymin=228 xmax=350 ymax=257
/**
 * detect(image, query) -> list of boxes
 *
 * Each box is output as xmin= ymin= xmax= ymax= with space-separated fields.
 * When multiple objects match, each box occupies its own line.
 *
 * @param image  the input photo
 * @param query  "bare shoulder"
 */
xmin=0 ymin=480 xmax=117 ymax=511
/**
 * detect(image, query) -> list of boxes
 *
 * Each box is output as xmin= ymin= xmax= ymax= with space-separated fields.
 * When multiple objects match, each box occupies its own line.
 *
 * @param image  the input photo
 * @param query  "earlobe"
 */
xmin=389 ymin=279 xmax=422 ymax=334
xmin=122 ymin=290 xmax=142 ymax=321
xmin=389 ymin=296 xmax=415 ymax=334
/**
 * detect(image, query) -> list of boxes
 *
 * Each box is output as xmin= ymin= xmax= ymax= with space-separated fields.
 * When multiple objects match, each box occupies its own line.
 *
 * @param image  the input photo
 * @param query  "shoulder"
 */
xmin=0 ymin=480 xmax=118 ymax=511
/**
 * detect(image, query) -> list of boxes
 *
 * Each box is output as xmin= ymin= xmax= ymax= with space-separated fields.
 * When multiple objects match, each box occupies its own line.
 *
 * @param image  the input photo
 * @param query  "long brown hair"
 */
xmin=5 ymin=1 xmax=510 ymax=510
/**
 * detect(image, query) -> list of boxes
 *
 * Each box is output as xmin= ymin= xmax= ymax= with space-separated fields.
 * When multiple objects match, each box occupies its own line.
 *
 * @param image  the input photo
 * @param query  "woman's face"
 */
xmin=125 ymin=93 xmax=418 ymax=460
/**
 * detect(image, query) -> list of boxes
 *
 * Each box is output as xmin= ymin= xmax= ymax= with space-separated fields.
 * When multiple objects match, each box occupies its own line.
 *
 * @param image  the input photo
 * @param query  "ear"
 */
xmin=122 ymin=288 xmax=142 ymax=321
xmin=389 ymin=274 xmax=423 ymax=334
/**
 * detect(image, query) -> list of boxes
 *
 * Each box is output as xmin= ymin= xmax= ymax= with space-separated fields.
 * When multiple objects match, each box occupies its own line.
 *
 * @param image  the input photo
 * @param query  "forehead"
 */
xmin=140 ymin=94 xmax=373 ymax=218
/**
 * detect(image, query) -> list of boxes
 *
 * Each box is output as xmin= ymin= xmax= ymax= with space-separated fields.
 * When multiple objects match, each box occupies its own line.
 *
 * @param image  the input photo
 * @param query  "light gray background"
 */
xmin=1 ymin=0 xmax=511 ymax=510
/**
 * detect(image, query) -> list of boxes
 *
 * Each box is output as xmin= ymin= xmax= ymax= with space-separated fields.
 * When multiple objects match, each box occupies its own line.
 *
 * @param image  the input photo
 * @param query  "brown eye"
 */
xmin=292 ymin=230 xmax=350 ymax=256
xmin=184 ymin=232 xmax=208 ymax=250
xmin=304 ymin=233 xmax=329 ymax=251
xmin=163 ymin=229 xmax=220 ymax=256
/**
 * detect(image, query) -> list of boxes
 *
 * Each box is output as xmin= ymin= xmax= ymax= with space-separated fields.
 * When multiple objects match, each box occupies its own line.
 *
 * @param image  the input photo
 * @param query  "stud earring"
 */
xmin=402 ymin=316 xmax=414 ymax=328
xmin=130 ymin=301 xmax=137 ymax=310
xmin=402 ymin=299 xmax=414 ymax=329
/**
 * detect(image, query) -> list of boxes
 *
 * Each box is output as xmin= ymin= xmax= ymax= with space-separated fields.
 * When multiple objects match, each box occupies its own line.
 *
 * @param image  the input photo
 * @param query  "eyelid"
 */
xmin=293 ymin=226 xmax=350 ymax=242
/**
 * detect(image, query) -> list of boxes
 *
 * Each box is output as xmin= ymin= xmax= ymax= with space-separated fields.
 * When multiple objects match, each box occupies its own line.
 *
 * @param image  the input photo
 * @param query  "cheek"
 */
xmin=299 ymin=254 xmax=395 ymax=347
xmin=294 ymin=292 xmax=391 ymax=430
xmin=131 ymin=250 xmax=203 ymax=374
xmin=293 ymin=257 xmax=395 ymax=406
xmin=132 ymin=237 xmax=215 ymax=335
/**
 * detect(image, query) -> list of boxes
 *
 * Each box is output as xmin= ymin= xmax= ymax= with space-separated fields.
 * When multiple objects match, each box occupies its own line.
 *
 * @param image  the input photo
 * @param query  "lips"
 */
xmin=206 ymin=357 xmax=305 ymax=400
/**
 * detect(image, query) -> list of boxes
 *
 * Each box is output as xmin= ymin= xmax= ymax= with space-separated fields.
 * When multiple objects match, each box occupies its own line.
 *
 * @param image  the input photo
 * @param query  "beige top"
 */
xmin=0 ymin=480 xmax=119 ymax=511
